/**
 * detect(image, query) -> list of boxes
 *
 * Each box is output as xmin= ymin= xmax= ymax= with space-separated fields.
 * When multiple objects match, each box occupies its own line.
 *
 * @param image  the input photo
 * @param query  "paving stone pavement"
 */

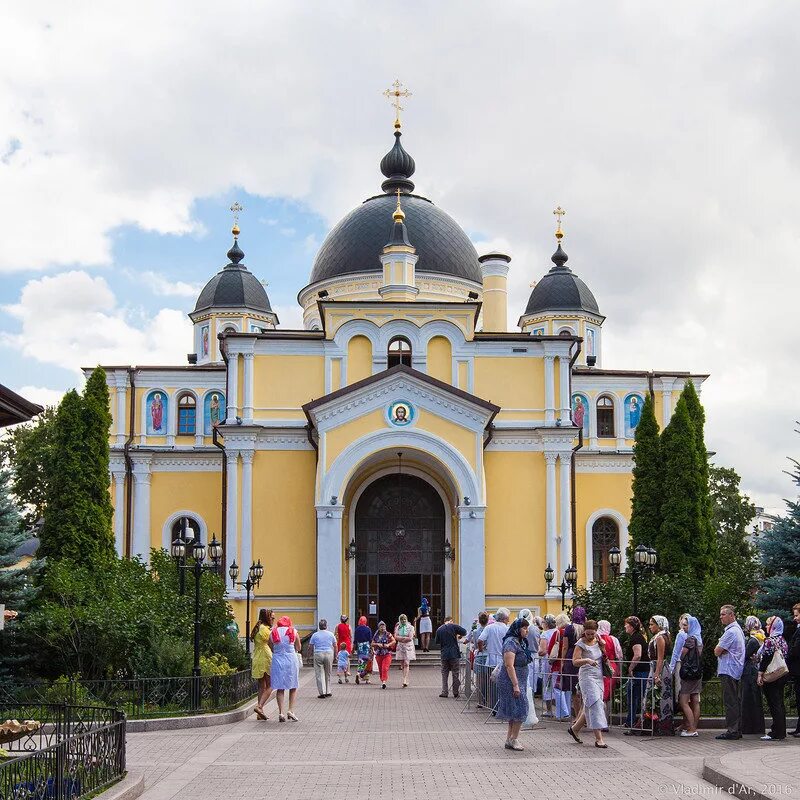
xmin=125 ymin=668 xmax=799 ymax=800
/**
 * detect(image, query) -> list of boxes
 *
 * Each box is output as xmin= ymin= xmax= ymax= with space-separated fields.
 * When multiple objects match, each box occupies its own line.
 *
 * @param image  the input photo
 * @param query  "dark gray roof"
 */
xmin=524 ymin=243 xmax=600 ymax=316
xmin=12 ymin=537 xmax=39 ymax=559
xmin=194 ymin=239 xmax=273 ymax=314
xmin=309 ymin=193 xmax=481 ymax=284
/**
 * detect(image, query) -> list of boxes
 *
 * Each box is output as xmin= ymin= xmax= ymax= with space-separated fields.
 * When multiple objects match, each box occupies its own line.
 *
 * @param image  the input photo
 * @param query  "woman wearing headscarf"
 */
xmin=646 ymin=615 xmax=674 ymax=735
xmin=372 ymin=621 xmax=396 ymax=689
xmin=354 ymin=616 xmax=373 ymax=684
xmin=539 ymin=614 xmax=558 ymax=718
xmin=251 ymin=608 xmax=274 ymax=720
xmin=741 ymin=615 xmax=766 ymax=735
xmin=555 ymin=607 xmax=585 ymax=720
xmin=496 ymin=617 xmax=533 ymax=751
xmin=415 ymin=597 xmax=433 ymax=653
xmin=568 ymin=620 xmax=608 ymax=748
xmin=335 ymin=615 xmax=352 ymax=654
xmin=394 ymin=613 xmax=416 ymax=687
xmin=757 ymin=616 xmax=789 ymax=740
xmin=597 ymin=620 xmax=622 ymax=708
xmin=674 ymin=614 xmax=703 ymax=736
xmin=518 ymin=609 xmax=540 ymax=728
xmin=270 ymin=615 xmax=301 ymax=722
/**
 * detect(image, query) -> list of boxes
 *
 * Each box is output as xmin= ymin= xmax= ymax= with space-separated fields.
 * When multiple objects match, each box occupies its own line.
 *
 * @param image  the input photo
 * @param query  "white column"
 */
xmin=458 ymin=505 xmax=486 ymax=628
xmin=114 ymin=374 xmax=128 ymax=446
xmin=240 ymin=449 xmax=254 ymax=574
xmin=544 ymin=355 xmax=556 ymax=425
xmin=615 ymin=397 xmax=626 ymax=449
xmin=166 ymin=395 xmax=176 ymax=448
xmin=131 ymin=462 xmax=151 ymax=560
xmin=317 ymin=504 xmax=344 ymax=625
xmin=226 ymin=353 xmax=239 ymax=424
xmin=112 ymin=469 xmax=125 ymax=556
xmin=558 ymin=356 xmax=571 ymax=424
xmin=226 ymin=449 xmax=239 ymax=575
xmin=661 ymin=378 xmax=676 ymax=428
xmin=242 ymin=353 xmax=255 ymax=422
xmin=544 ymin=451 xmax=558 ymax=593
xmin=558 ymin=453 xmax=572 ymax=577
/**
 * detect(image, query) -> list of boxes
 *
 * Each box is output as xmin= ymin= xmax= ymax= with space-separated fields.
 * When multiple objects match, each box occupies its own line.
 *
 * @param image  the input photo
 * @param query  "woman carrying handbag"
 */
xmin=757 ymin=615 xmax=790 ymax=741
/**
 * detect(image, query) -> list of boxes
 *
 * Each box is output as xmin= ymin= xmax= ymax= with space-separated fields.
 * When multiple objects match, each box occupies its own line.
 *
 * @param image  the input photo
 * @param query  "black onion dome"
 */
xmin=524 ymin=244 xmax=600 ymax=316
xmin=309 ymin=193 xmax=481 ymax=284
xmin=380 ymin=131 xmax=416 ymax=194
xmin=194 ymin=239 xmax=273 ymax=314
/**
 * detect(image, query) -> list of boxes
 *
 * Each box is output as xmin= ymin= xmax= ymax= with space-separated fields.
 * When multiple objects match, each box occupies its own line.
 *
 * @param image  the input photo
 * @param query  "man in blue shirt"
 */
xmin=714 ymin=604 xmax=746 ymax=739
xmin=310 ymin=619 xmax=337 ymax=698
xmin=435 ymin=617 xmax=467 ymax=698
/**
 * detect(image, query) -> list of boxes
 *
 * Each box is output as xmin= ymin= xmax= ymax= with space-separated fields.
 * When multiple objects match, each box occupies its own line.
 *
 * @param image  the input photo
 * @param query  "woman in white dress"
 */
xmin=415 ymin=597 xmax=433 ymax=653
xmin=270 ymin=615 xmax=301 ymax=723
xmin=394 ymin=613 xmax=416 ymax=687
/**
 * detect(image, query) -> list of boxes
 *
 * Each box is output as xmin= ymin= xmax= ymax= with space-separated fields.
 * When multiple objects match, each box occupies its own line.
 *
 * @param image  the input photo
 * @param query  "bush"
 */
xmin=199 ymin=654 xmax=236 ymax=677
xmin=132 ymin=634 xmax=194 ymax=679
xmin=41 ymin=675 xmax=96 ymax=706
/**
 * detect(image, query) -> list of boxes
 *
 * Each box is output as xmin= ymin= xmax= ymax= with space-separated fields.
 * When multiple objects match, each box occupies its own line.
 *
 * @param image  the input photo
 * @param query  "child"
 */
xmin=337 ymin=642 xmax=351 ymax=684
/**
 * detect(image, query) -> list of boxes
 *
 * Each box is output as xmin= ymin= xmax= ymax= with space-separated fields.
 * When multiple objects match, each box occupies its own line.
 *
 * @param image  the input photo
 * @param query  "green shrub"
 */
xmin=199 ymin=654 xmax=236 ymax=677
xmin=41 ymin=675 xmax=96 ymax=706
xmin=131 ymin=634 xmax=194 ymax=678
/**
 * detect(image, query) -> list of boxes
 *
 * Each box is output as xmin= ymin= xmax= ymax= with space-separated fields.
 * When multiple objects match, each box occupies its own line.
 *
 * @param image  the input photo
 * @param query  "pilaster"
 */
xmin=458 ymin=505 xmax=486 ymax=628
xmin=316 ymin=504 xmax=345 ymax=626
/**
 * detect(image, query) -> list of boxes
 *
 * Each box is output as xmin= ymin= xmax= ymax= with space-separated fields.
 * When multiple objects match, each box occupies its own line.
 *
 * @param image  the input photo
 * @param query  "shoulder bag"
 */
xmin=763 ymin=648 xmax=788 ymax=683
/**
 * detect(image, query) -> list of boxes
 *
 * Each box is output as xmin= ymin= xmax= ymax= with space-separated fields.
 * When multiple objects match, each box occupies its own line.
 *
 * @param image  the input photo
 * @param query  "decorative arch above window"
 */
xmin=387 ymin=336 xmax=412 ymax=368
xmin=592 ymin=517 xmax=620 ymax=583
xmin=177 ymin=393 xmax=197 ymax=436
xmin=558 ymin=328 xmax=574 ymax=337
xmin=596 ymin=395 xmax=615 ymax=438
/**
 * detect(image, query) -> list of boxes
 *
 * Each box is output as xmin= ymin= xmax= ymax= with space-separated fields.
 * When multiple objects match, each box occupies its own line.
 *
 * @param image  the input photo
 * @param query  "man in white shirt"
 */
xmin=478 ymin=608 xmax=510 ymax=667
xmin=309 ymin=619 xmax=337 ymax=698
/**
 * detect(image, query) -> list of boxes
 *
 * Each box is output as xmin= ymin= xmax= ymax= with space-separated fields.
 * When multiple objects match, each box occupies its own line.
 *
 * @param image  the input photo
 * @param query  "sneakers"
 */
xmin=504 ymin=738 xmax=524 ymax=751
xmin=439 ymin=692 xmax=449 ymax=698
xmin=715 ymin=733 xmax=742 ymax=740
xmin=680 ymin=731 xmax=699 ymax=737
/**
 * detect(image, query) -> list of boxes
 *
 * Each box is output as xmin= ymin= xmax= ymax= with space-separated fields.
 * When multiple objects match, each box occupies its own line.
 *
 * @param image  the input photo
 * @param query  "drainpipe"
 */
xmin=123 ymin=368 xmax=136 ymax=558
xmin=212 ymin=425 xmax=226 ymax=577
xmin=647 ymin=370 xmax=655 ymax=403
xmin=568 ymin=340 xmax=583 ymax=572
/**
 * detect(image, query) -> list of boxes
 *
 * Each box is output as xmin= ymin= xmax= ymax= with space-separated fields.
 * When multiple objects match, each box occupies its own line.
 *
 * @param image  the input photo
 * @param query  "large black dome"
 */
xmin=194 ymin=239 xmax=273 ymax=314
xmin=309 ymin=193 xmax=482 ymax=284
xmin=524 ymin=243 xmax=600 ymax=317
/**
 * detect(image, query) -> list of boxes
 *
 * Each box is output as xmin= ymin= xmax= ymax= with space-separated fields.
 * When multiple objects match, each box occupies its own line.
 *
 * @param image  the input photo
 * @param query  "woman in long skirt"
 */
xmin=741 ymin=616 xmax=766 ymax=735
xmin=567 ymin=620 xmax=608 ymax=748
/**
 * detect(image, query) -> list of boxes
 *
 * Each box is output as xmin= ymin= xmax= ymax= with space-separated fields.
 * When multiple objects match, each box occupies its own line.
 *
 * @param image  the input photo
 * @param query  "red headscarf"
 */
xmin=358 ymin=616 xmax=367 ymax=626
xmin=271 ymin=615 xmax=295 ymax=644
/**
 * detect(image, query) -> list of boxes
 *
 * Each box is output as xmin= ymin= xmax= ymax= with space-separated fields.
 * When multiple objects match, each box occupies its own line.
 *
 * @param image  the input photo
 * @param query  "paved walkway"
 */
xmin=126 ymin=668 xmax=799 ymax=800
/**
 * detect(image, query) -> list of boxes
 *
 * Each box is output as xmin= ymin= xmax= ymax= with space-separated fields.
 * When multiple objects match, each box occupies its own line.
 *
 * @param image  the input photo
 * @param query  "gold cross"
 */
xmin=230 ymin=201 xmax=243 ymax=236
xmin=553 ymin=205 xmax=566 ymax=239
xmin=383 ymin=79 xmax=412 ymax=130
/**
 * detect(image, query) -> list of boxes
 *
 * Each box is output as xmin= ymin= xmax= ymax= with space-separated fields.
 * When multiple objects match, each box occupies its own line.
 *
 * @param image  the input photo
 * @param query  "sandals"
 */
xmin=595 ymin=742 xmax=608 ymax=749
xmin=504 ymin=738 xmax=524 ymax=751
xmin=278 ymin=715 xmax=286 ymax=723
xmin=567 ymin=726 xmax=583 ymax=744
xmin=287 ymin=711 xmax=299 ymax=722
xmin=254 ymin=707 xmax=267 ymax=721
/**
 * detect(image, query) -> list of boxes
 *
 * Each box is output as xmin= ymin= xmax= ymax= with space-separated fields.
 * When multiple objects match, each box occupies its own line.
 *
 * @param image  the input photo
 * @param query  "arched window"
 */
xmin=223 ymin=325 xmax=237 ymax=333
xmin=177 ymin=393 xmax=197 ymax=435
xmin=558 ymin=328 xmax=573 ymax=337
xmin=597 ymin=396 xmax=615 ymax=437
xmin=592 ymin=517 xmax=620 ymax=583
xmin=171 ymin=516 xmax=201 ymax=543
xmin=387 ymin=336 xmax=412 ymax=368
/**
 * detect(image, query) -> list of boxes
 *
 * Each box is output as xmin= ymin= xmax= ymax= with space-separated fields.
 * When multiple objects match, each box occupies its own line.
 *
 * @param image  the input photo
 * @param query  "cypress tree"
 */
xmin=82 ymin=368 xmax=114 ymax=561
xmin=628 ymin=394 xmax=662 ymax=562
xmin=681 ymin=380 xmax=716 ymax=569
xmin=659 ymin=395 xmax=707 ymax=576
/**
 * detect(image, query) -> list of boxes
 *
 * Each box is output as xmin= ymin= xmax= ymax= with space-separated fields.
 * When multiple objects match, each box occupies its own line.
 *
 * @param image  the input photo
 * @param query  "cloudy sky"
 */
xmin=1 ymin=2 xmax=797 ymax=512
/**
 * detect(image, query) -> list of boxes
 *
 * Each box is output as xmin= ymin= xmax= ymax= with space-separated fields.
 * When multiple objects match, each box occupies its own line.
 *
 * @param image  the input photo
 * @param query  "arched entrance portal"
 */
xmin=355 ymin=473 xmax=445 ymax=630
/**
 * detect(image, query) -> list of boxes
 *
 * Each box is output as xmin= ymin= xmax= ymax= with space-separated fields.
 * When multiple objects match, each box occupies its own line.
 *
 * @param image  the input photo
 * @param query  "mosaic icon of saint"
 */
xmin=572 ymin=396 xmax=585 ymax=430
xmin=628 ymin=396 xmax=642 ymax=430
xmin=151 ymin=393 xmax=164 ymax=432
xmin=210 ymin=393 xmax=221 ymax=427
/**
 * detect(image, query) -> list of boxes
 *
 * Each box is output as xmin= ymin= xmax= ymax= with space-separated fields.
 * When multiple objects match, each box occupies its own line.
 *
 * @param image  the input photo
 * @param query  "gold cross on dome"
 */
xmin=383 ymin=79 xmax=412 ymax=130
xmin=230 ymin=201 xmax=243 ymax=236
xmin=553 ymin=205 xmax=566 ymax=239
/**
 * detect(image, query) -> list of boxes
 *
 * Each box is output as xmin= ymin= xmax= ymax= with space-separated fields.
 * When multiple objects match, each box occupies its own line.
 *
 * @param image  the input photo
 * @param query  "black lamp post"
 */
xmin=544 ymin=562 xmax=578 ymax=610
xmin=630 ymin=543 xmax=658 ymax=617
xmin=171 ymin=532 xmax=222 ymax=710
xmin=228 ymin=558 xmax=264 ymax=657
xmin=608 ymin=546 xmax=622 ymax=578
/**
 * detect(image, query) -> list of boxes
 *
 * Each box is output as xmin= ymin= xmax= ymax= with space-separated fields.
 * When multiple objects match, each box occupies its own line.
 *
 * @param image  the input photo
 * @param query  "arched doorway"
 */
xmin=354 ymin=473 xmax=446 ymax=630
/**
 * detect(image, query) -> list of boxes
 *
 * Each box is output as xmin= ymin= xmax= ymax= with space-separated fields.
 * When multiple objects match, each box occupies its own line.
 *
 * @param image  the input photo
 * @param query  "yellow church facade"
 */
xmin=95 ymin=120 xmax=706 ymax=634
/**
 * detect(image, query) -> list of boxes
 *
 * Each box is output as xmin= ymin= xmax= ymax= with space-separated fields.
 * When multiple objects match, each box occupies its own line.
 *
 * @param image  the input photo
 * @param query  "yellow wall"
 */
xmin=474 ymin=358 xmax=545 ymax=409
xmin=149 ymin=472 xmax=223 ymax=551
xmin=427 ymin=336 xmax=452 ymax=384
xmin=252 ymin=355 xmax=325 ymax=409
xmin=347 ymin=336 xmax=373 ymax=385
xmin=484 ymin=452 xmax=546 ymax=595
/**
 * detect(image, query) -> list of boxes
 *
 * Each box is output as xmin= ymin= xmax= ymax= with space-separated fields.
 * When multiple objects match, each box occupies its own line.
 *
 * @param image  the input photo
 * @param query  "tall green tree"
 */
xmin=659 ymin=395 xmax=708 ymax=576
xmin=682 ymin=381 xmax=716 ymax=567
xmin=628 ymin=394 xmax=661 ymax=562
xmin=0 ymin=406 xmax=56 ymax=527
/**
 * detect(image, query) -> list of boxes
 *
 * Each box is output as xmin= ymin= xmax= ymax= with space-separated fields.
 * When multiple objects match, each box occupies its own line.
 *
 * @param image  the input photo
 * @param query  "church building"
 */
xmin=96 ymin=102 xmax=707 ymax=632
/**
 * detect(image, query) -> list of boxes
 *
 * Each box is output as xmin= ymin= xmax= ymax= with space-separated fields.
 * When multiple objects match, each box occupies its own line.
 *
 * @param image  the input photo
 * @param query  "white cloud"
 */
xmin=138 ymin=270 xmax=201 ymax=298
xmin=272 ymin=304 xmax=304 ymax=330
xmin=12 ymin=385 xmax=65 ymax=408
xmin=2 ymin=271 xmax=192 ymax=372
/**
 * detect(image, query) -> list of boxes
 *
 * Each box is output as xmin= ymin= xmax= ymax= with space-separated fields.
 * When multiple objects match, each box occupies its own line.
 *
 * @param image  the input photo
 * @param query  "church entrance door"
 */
xmin=354 ymin=474 xmax=446 ymax=632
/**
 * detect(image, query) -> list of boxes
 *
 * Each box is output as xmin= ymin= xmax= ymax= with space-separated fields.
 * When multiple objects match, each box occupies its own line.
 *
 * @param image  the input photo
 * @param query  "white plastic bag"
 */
xmin=523 ymin=682 xmax=539 ymax=728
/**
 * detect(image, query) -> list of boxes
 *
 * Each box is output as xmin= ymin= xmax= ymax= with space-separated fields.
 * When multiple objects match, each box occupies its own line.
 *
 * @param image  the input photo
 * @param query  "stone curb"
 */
xmin=125 ymin=699 xmax=257 ymax=732
xmin=96 ymin=770 xmax=145 ymax=800
xmin=703 ymin=757 xmax=770 ymax=800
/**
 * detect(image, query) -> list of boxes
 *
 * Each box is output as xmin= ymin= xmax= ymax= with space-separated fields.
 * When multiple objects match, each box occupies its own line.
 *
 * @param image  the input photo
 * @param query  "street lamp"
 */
xmin=444 ymin=539 xmax=456 ymax=561
xmin=544 ymin=563 xmax=577 ymax=611
xmin=344 ymin=539 xmax=357 ymax=560
xmin=630 ymin=543 xmax=658 ymax=617
xmin=171 ymin=531 xmax=223 ymax=709
xmin=229 ymin=558 xmax=263 ymax=658
xmin=608 ymin=546 xmax=622 ymax=578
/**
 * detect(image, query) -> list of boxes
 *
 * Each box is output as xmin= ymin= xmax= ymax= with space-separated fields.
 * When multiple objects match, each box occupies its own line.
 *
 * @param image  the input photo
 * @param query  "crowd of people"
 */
xmin=249 ymin=599 xmax=800 ymax=749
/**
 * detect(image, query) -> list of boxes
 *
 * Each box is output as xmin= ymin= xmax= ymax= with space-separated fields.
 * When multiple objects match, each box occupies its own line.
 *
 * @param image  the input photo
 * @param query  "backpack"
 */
xmin=679 ymin=636 xmax=702 ymax=681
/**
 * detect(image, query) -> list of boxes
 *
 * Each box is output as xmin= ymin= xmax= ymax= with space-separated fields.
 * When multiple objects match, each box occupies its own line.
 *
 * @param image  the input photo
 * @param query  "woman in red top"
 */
xmin=335 ymin=615 xmax=353 ymax=654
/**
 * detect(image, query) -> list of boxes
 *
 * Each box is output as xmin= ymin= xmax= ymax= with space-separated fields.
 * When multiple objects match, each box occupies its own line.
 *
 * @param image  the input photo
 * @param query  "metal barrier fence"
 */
xmin=462 ymin=654 xmax=798 ymax=732
xmin=0 ymin=703 xmax=126 ymax=799
xmin=0 ymin=670 xmax=258 ymax=720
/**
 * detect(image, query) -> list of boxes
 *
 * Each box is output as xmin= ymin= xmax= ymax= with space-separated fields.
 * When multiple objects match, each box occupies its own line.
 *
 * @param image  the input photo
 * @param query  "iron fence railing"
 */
xmin=0 ymin=704 xmax=126 ymax=800
xmin=0 ymin=670 xmax=257 ymax=720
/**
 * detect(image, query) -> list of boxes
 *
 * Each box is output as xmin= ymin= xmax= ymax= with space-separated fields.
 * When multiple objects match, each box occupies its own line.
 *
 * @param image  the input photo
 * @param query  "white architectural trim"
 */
xmin=131 ymin=457 xmax=152 ymax=560
xmin=111 ymin=469 xmax=125 ymax=556
xmin=544 ymin=355 xmax=555 ymax=424
xmin=584 ymin=508 xmax=629 ymax=585
xmin=558 ymin=452 xmax=572 ymax=577
xmin=544 ymin=451 xmax=558 ymax=580
xmin=161 ymin=509 xmax=209 ymax=552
